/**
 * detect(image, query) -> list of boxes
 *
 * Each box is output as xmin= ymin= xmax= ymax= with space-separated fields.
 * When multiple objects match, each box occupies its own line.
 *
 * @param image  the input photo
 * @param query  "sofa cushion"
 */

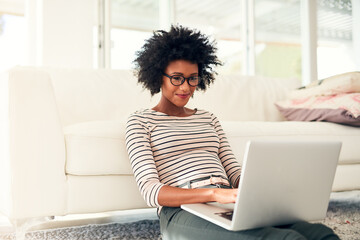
xmin=64 ymin=120 xmax=360 ymax=176
xmin=47 ymin=68 xmax=160 ymax=127
xmin=188 ymin=75 xmax=300 ymax=122
xmin=45 ymin=67 xmax=300 ymax=126
xmin=275 ymin=93 xmax=360 ymax=126
xmin=290 ymin=72 xmax=360 ymax=99
xmin=64 ymin=121 xmax=132 ymax=175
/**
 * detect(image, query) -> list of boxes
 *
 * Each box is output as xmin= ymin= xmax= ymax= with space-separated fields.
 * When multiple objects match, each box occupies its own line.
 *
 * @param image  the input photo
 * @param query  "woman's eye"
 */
xmin=172 ymin=76 xmax=183 ymax=81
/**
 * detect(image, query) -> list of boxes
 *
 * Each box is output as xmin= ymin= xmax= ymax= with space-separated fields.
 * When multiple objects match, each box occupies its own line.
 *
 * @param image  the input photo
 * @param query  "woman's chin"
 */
xmin=174 ymin=100 xmax=190 ymax=108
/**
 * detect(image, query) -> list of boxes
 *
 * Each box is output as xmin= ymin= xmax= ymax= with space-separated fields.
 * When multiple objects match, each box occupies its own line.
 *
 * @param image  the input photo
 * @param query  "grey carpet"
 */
xmin=317 ymin=191 xmax=360 ymax=240
xmin=0 ymin=191 xmax=359 ymax=240
xmin=0 ymin=220 xmax=161 ymax=240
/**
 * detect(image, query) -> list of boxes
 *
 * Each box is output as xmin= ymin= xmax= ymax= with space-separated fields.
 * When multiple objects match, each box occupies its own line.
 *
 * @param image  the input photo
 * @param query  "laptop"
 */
xmin=181 ymin=140 xmax=341 ymax=231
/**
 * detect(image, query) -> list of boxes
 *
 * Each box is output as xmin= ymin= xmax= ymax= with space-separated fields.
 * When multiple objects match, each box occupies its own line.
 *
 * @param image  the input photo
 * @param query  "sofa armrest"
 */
xmin=0 ymin=67 xmax=67 ymax=220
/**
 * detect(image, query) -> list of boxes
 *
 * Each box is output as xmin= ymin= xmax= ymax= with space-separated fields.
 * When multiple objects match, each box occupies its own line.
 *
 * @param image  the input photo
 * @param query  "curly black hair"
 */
xmin=133 ymin=25 xmax=222 ymax=96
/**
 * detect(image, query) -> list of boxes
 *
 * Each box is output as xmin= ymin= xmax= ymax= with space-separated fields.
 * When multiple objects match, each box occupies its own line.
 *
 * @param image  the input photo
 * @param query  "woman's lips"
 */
xmin=176 ymin=94 xmax=190 ymax=99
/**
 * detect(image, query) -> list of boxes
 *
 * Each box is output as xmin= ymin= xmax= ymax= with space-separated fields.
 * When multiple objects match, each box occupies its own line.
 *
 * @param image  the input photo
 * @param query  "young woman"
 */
xmin=125 ymin=25 xmax=339 ymax=240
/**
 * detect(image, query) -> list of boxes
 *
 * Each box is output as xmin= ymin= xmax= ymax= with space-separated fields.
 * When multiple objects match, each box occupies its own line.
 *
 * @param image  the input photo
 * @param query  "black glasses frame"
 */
xmin=163 ymin=73 xmax=200 ymax=87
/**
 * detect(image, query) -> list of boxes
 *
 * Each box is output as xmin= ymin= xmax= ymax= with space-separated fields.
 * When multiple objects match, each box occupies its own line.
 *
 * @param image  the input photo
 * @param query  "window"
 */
xmin=109 ymin=0 xmax=243 ymax=74
xmin=317 ymin=0 xmax=355 ymax=79
xmin=105 ymin=0 xmax=358 ymax=82
xmin=0 ymin=14 xmax=26 ymax=72
xmin=110 ymin=0 xmax=159 ymax=69
xmin=254 ymin=0 xmax=302 ymax=80
xmin=174 ymin=0 xmax=242 ymax=75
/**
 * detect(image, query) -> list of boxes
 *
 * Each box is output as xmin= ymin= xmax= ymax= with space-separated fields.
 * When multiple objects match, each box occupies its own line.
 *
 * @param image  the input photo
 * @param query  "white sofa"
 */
xmin=1 ymin=66 xmax=360 ymax=223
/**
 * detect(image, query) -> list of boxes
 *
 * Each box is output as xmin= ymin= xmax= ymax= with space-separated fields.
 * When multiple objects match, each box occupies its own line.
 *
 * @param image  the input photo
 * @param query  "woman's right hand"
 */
xmin=213 ymin=188 xmax=238 ymax=204
xmin=158 ymin=185 xmax=238 ymax=207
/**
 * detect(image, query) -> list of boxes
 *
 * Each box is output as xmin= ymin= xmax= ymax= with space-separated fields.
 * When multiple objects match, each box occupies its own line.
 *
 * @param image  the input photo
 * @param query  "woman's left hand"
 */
xmin=213 ymin=188 xmax=238 ymax=204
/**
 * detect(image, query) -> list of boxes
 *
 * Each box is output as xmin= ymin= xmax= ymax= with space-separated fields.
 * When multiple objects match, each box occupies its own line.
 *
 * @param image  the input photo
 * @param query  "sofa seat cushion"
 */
xmin=64 ymin=120 xmax=360 ymax=176
xmin=222 ymin=121 xmax=360 ymax=165
xmin=64 ymin=121 xmax=132 ymax=175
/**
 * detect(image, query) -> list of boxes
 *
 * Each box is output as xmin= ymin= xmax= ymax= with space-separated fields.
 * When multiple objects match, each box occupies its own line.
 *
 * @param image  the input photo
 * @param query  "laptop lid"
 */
xmin=181 ymin=140 xmax=341 ymax=231
xmin=231 ymin=140 xmax=341 ymax=230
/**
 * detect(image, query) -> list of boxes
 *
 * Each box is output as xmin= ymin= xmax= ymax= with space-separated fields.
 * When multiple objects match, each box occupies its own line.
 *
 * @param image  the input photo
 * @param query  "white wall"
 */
xmin=26 ymin=0 xmax=97 ymax=68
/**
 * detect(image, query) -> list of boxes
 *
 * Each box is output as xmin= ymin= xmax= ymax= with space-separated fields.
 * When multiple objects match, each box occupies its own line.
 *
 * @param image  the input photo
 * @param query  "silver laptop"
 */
xmin=181 ymin=140 xmax=341 ymax=231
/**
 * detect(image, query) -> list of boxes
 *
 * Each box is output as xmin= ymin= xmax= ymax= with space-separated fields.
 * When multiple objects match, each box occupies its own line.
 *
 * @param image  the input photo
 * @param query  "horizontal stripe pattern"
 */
xmin=125 ymin=109 xmax=241 ymax=207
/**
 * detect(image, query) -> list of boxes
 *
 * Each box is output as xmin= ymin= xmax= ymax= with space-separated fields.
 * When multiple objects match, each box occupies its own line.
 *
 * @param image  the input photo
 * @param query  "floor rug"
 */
xmin=0 ymin=191 xmax=359 ymax=240
xmin=317 ymin=191 xmax=360 ymax=240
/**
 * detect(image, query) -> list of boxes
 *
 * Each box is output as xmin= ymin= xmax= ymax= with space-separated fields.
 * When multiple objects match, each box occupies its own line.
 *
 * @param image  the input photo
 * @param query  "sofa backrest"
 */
xmin=187 ymin=74 xmax=300 ymax=122
xmin=10 ymin=67 xmax=300 ymax=127
xmin=44 ymin=67 xmax=157 ymax=127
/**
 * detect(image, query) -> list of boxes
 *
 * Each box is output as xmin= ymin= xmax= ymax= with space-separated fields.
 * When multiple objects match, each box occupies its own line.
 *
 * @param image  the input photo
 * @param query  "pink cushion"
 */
xmin=290 ymin=72 xmax=360 ymax=99
xmin=275 ymin=93 xmax=360 ymax=127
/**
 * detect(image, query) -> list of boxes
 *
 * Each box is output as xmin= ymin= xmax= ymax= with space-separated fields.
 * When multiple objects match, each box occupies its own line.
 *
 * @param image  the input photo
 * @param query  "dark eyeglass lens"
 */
xmin=188 ymin=77 xmax=199 ymax=86
xmin=170 ymin=76 xmax=184 ymax=85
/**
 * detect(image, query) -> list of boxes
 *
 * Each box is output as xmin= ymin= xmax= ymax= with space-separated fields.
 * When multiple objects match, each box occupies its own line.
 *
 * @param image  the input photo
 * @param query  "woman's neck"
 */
xmin=152 ymin=98 xmax=195 ymax=117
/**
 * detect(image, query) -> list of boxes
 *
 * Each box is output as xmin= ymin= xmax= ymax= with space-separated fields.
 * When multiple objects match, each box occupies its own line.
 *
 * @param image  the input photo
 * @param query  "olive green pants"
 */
xmin=159 ymin=207 xmax=340 ymax=240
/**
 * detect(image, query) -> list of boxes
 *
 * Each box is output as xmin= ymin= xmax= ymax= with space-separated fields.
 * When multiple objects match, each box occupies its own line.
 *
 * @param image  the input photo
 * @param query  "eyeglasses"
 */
xmin=163 ymin=73 xmax=200 ymax=87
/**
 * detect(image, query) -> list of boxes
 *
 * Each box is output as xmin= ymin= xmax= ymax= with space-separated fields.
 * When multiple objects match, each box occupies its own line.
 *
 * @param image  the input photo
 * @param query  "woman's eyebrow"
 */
xmin=171 ymin=72 xmax=199 ymax=75
xmin=171 ymin=72 xmax=183 ymax=75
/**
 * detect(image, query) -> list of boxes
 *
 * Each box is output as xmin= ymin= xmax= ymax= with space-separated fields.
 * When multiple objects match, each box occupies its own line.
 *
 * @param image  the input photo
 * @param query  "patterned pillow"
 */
xmin=275 ymin=93 xmax=360 ymax=127
xmin=290 ymin=72 xmax=360 ymax=99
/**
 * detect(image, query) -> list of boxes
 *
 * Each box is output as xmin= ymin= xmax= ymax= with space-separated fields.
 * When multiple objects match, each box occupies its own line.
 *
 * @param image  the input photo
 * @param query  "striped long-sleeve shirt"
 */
xmin=125 ymin=108 xmax=241 ymax=208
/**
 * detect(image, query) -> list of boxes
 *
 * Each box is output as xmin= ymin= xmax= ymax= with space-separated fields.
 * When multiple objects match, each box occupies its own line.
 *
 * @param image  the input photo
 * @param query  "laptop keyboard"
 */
xmin=215 ymin=211 xmax=234 ymax=221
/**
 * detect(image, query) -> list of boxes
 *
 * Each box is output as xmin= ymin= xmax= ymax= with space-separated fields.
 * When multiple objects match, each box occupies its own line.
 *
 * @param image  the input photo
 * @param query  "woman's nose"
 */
xmin=179 ymin=80 xmax=190 ymax=91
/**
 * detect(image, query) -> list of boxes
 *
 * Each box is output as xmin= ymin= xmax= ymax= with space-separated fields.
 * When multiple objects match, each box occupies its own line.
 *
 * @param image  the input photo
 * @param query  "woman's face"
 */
xmin=161 ymin=59 xmax=198 ymax=108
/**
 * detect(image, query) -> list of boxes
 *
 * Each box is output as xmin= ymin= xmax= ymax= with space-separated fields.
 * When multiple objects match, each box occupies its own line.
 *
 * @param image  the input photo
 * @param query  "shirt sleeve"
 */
xmin=125 ymin=113 xmax=164 ymax=207
xmin=211 ymin=113 xmax=241 ymax=187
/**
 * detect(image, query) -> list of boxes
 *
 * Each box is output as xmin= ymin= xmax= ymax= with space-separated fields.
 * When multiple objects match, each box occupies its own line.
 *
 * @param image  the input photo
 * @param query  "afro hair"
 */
xmin=133 ymin=25 xmax=222 ymax=96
